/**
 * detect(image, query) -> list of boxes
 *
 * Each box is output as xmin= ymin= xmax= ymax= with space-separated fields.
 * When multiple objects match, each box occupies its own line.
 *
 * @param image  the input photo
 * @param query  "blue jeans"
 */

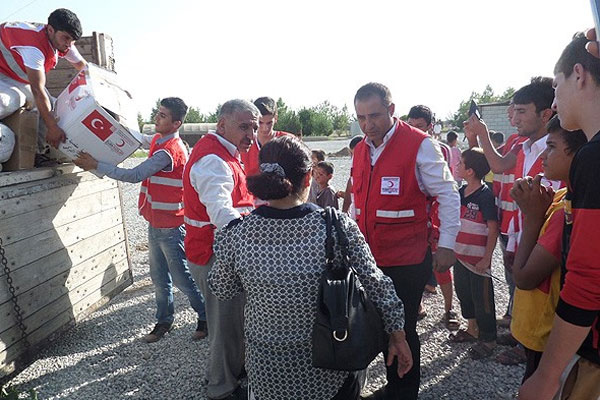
xmin=148 ymin=224 xmax=206 ymax=324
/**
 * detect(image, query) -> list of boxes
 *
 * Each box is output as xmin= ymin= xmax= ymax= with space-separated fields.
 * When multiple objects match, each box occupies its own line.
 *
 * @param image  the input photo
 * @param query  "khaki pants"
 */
xmin=555 ymin=356 xmax=600 ymax=400
xmin=189 ymin=258 xmax=245 ymax=399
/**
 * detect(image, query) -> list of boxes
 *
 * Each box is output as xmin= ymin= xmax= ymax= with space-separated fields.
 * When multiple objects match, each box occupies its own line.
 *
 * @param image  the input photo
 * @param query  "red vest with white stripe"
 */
xmin=241 ymin=131 xmax=293 ymax=177
xmin=494 ymin=134 xmax=528 ymax=234
xmin=0 ymin=22 xmax=66 ymax=84
xmin=509 ymin=148 xmax=545 ymax=234
xmin=137 ymin=135 xmax=187 ymax=228
xmin=182 ymin=134 xmax=254 ymax=265
xmin=352 ymin=121 xmax=430 ymax=267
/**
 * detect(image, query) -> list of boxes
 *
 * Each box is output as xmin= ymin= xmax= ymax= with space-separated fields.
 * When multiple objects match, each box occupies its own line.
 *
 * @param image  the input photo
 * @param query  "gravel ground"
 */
xmin=7 ymin=150 xmax=524 ymax=399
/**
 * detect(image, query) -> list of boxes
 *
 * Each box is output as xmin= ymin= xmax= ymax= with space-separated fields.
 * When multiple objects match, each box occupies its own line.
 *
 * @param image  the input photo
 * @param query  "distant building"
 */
xmin=350 ymin=121 xmax=363 ymax=136
xmin=142 ymin=123 xmax=217 ymax=147
xmin=479 ymin=101 xmax=513 ymax=137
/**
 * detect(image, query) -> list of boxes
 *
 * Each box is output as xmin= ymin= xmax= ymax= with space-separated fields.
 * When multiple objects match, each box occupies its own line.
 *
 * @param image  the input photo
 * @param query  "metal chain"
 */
xmin=0 ymin=237 xmax=30 ymax=355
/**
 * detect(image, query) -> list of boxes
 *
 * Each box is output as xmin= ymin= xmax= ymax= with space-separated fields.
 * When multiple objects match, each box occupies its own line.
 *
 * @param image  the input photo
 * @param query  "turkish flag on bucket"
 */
xmin=82 ymin=110 xmax=114 ymax=141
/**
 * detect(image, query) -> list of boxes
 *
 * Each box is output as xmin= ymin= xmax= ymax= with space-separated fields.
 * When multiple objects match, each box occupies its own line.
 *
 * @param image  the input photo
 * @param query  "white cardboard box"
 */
xmin=54 ymin=64 xmax=141 ymax=166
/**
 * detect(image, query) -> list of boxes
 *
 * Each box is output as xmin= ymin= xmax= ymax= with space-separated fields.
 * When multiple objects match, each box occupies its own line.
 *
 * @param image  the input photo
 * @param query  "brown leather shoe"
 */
xmin=192 ymin=319 xmax=208 ymax=341
xmin=143 ymin=323 xmax=172 ymax=343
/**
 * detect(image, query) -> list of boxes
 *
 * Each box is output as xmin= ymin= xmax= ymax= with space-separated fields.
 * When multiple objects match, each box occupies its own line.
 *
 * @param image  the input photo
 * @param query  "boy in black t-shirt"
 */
xmin=519 ymin=31 xmax=600 ymax=400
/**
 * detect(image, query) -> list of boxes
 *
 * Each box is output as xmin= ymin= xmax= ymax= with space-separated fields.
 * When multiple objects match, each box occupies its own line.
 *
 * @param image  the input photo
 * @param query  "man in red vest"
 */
xmin=465 ymin=79 xmax=561 ymax=372
xmin=74 ymin=97 xmax=207 ymax=343
xmin=0 ymin=9 xmax=86 ymax=149
xmin=407 ymin=104 xmax=460 ymax=331
xmin=183 ymin=99 xmax=257 ymax=400
xmin=240 ymin=96 xmax=292 ymax=177
xmin=354 ymin=83 xmax=460 ymax=400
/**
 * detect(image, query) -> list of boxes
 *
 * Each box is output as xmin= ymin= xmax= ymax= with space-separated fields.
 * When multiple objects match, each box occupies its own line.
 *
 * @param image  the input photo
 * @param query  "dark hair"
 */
xmin=446 ymin=130 xmax=458 ymax=143
xmin=491 ymin=131 xmax=505 ymax=144
xmin=316 ymin=161 xmax=334 ymax=175
xmin=311 ymin=149 xmax=326 ymax=162
xmin=349 ymin=135 xmax=363 ymax=150
xmin=48 ymin=9 xmax=82 ymax=40
xmin=247 ymin=136 xmax=312 ymax=200
xmin=512 ymin=76 xmax=555 ymax=113
xmin=546 ymin=115 xmax=588 ymax=155
xmin=354 ymin=82 xmax=393 ymax=107
xmin=462 ymin=148 xmax=490 ymax=180
xmin=555 ymin=32 xmax=600 ymax=86
xmin=160 ymin=97 xmax=188 ymax=122
xmin=408 ymin=105 xmax=433 ymax=126
xmin=254 ymin=96 xmax=277 ymax=116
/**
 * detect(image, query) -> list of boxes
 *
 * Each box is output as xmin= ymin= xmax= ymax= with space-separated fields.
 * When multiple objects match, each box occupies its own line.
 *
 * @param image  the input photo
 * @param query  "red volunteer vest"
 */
xmin=241 ymin=131 xmax=293 ymax=177
xmin=0 ymin=22 xmax=66 ymax=84
xmin=494 ymin=134 xmax=528 ymax=234
xmin=509 ymin=146 xmax=545 ymax=234
xmin=182 ymin=134 xmax=254 ymax=265
xmin=138 ymin=135 xmax=187 ymax=228
xmin=352 ymin=121 xmax=430 ymax=267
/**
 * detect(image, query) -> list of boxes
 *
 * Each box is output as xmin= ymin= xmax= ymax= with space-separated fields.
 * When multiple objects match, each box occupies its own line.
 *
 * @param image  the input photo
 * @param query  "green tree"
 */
xmin=184 ymin=107 xmax=205 ymax=123
xmin=274 ymin=98 xmax=301 ymax=134
xmin=149 ymin=98 xmax=161 ymax=122
xmin=137 ymin=112 xmax=145 ymax=131
xmin=452 ymin=85 xmax=515 ymax=128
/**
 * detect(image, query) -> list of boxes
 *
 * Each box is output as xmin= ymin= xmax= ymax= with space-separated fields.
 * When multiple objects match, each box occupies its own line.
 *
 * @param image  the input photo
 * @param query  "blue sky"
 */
xmin=2 ymin=0 xmax=594 ymax=121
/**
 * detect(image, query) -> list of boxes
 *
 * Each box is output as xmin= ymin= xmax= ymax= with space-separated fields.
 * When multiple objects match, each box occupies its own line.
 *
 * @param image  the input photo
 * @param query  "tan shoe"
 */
xmin=143 ymin=323 xmax=172 ymax=343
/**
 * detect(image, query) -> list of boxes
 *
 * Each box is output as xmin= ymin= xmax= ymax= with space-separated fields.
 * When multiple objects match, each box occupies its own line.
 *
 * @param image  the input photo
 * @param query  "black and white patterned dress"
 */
xmin=209 ymin=203 xmax=405 ymax=400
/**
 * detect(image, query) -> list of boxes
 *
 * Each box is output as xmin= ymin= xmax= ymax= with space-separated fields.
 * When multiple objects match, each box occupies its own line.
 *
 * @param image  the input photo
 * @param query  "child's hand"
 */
xmin=336 ymin=190 xmax=345 ymax=198
xmin=474 ymin=257 xmax=491 ymax=274
xmin=510 ymin=174 xmax=553 ymax=222
xmin=586 ymin=28 xmax=599 ymax=58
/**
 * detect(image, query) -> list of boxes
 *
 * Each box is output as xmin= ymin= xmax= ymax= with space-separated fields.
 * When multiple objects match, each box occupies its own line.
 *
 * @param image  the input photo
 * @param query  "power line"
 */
xmin=2 ymin=0 xmax=42 ymax=21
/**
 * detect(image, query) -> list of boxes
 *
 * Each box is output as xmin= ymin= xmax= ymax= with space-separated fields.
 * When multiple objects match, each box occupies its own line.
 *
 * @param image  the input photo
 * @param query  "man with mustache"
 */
xmin=183 ymin=99 xmax=258 ymax=400
xmin=0 ymin=8 xmax=86 ymax=150
xmin=353 ymin=83 xmax=460 ymax=400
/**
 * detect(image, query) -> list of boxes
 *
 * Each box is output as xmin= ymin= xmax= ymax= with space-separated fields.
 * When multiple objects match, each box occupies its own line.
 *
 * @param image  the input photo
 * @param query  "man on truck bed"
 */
xmin=74 ymin=97 xmax=208 ymax=344
xmin=0 ymin=8 xmax=86 ymax=157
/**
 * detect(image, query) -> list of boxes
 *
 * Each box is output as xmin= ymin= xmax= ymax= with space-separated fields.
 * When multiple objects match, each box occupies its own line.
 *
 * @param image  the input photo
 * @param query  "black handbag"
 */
xmin=312 ymin=207 xmax=388 ymax=371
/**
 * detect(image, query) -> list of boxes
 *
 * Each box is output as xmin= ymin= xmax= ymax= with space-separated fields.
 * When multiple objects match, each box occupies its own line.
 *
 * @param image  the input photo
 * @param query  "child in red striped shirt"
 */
xmin=450 ymin=148 xmax=499 ymax=359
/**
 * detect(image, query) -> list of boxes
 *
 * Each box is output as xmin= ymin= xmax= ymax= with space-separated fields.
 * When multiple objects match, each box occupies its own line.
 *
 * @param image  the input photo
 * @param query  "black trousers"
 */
xmin=381 ymin=250 xmax=433 ymax=400
xmin=453 ymin=261 xmax=497 ymax=342
xmin=331 ymin=372 xmax=362 ymax=400
xmin=522 ymin=347 xmax=543 ymax=383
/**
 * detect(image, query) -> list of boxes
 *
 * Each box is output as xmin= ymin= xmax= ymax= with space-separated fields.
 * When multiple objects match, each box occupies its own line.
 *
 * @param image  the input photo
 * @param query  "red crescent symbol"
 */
xmin=116 ymin=139 xmax=125 ymax=148
xmin=91 ymin=118 xmax=104 ymax=129
xmin=388 ymin=181 xmax=394 ymax=187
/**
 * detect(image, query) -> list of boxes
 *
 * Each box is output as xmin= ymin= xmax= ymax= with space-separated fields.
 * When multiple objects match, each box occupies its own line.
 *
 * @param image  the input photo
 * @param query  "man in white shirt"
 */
xmin=353 ymin=83 xmax=460 ymax=400
xmin=182 ymin=99 xmax=258 ymax=400
xmin=0 ymin=9 xmax=86 ymax=150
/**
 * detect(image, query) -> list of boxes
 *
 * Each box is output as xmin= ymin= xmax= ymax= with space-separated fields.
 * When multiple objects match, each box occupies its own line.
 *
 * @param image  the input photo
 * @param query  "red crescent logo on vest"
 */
xmin=68 ymin=71 xmax=87 ymax=94
xmin=82 ymin=110 xmax=114 ymax=141
xmin=116 ymin=139 xmax=125 ymax=148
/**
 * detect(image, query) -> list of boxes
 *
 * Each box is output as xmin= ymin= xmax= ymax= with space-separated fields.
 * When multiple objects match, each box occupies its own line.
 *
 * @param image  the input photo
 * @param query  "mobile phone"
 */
xmin=592 ymin=0 xmax=600 ymax=46
xmin=468 ymin=100 xmax=481 ymax=120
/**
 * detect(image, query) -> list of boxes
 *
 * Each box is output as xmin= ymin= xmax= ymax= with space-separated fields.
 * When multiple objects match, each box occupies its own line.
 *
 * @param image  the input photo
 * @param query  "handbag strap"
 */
xmin=330 ymin=209 xmax=350 ymax=267
xmin=324 ymin=207 xmax=335 ymax=268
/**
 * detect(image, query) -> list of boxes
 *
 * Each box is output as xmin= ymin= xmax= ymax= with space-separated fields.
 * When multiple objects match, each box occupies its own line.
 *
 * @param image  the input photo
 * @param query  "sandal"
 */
xmin=496 ymin=332 xmax=518 ymax=346
xmin=469 ymin=342 xmax=496 ymax=360
xmin=495 ymin=346 xmax=526 ymax=365
xmin=448 ymin=329 xmax=477 ymax=343
xmin=443 ymin=310 xmax=460 ymax=331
